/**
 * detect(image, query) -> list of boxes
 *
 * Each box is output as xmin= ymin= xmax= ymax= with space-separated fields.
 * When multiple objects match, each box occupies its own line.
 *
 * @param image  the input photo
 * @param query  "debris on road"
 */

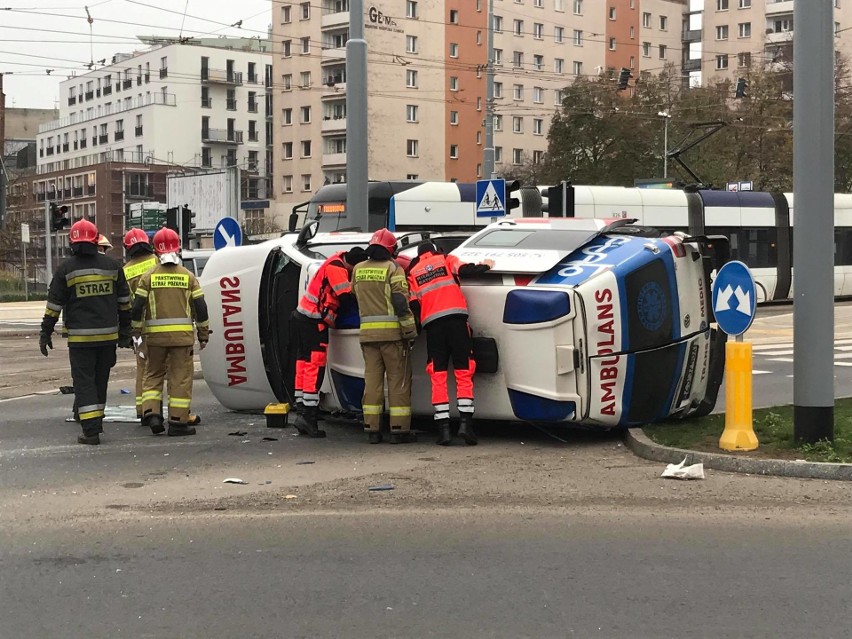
xmin=368 ymin=484 xmax=394 ymax=492
xmin=103 ymin=406 xmax=139 ymax=422
xmin=284 ymin=494 xmax=298 ymax=499
xmin=59 ymin=386 xmax=74 ymax=394
xmin=261 ymin=437 xmax=278 ymax=441
xmin=661 ymin=458 xmax=706 ymax=480
xmin=223 ymin=478 xmax=249 ymax=485
xmin=228 ymin=431 xmax=248 ymax=436
xmin=296 ymin=460 xmax=315 ymax=465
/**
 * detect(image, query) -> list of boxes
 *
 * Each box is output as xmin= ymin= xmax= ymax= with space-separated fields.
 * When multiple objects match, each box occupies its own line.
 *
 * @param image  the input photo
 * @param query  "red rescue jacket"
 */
xmin=296 ymin=252 xmax=351 ymax=327
xmin=406 ymin=251 xmax=469 ymax=327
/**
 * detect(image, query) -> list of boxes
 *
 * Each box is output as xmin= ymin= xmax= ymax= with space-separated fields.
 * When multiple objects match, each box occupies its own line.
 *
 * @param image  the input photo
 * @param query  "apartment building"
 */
xmin=685 ymin=0 xmax=852 ymax=88
xmin=36 ymin=37 xmax=274 ymax=225
xmin=604 ymin=0 xmax=685 ymax=77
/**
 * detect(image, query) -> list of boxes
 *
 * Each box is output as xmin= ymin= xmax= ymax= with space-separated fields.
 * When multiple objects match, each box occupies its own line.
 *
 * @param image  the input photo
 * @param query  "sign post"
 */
xmin=21 ymin=223 xmax=30 ymax=301
xmin=214 ymin=217 xmax=242 ymax=250
xmin=712 ymin=260 xmax=758 ymax=451
xmin=476 ymin=178 xmax=506 ymax=223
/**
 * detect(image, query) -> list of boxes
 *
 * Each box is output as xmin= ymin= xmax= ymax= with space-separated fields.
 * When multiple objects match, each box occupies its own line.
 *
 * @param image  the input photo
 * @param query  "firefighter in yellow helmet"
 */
xmin=351 ymin=228 xmax=418 ymax=444
xmin=97 ymin=234 xmax=113 ymax=254
xmin=122 ymin=228 xmax=158 ymax=419
xmin=130 ymin=228 xmax=209 ymax=436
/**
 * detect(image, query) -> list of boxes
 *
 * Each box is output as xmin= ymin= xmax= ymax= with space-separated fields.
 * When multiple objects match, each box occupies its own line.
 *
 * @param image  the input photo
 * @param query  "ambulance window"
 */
xmin=472 ymin=228 xmax=598 ymax=251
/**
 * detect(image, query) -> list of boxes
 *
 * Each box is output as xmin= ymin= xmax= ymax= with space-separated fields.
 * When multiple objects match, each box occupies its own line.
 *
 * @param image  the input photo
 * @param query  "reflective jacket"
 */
xmin=123 ymin=253 xmax=158 ymax=299
xmin=130 ymin=263 xmax=209 ymax=347
xmin=295 ymin=251 xmax=351 ymax=327
xmin=41 ymin=252 xmax=131 ymax=347
xmin=406 ymin=251 xmax=469 ymax=327
xmin=351 ymin=258 xmax=417 ymax=343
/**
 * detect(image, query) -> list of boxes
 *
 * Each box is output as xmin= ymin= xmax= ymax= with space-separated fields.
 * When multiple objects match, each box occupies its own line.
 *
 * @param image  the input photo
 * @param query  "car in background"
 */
xmin=181 ymin=249 xmax=215 ymax=277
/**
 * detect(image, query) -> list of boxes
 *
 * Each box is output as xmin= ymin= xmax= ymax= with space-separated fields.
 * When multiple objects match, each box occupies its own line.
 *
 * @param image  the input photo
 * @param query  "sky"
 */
xmin=0 ymin=0 xmax=272 ymax=110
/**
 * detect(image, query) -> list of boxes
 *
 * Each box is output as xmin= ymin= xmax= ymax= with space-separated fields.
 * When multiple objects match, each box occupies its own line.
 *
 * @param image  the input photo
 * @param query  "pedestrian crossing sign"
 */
xmin=476 ymin=179 xmax=507 ymax=217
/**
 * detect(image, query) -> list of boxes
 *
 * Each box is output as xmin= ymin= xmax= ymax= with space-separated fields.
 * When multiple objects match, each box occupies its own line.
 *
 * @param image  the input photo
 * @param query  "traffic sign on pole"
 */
xmin=712 ymin=260 xmax=756 ymax=337
xmin=214 ymin=217 xmax=242 ymax=250
xmin=476 ymin=178 xmax=506 ymax=218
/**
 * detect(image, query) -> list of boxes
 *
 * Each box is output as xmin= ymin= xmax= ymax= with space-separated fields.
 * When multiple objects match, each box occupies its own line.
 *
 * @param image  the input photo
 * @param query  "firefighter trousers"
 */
xmin=69 ymin=345 xmax=117 ymax=436
xmin=425 ymin=316 xmax=476 ymax=419
xmin=134 ymin=341 xmax=148 ymax=418
xmin=361 ymin=340 xmax=412 ymax=433
xmin=141 ymin=345 xmax=194 ymax=424
xmin=293 ymin=313 xmax=328 ymax=408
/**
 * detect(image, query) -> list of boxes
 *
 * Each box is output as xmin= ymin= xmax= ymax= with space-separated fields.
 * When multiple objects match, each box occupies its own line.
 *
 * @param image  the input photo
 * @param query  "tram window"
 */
xmin=741 ymin=228 xmax=777 ymax=268
xmin=707 ymin=227 xmax=739 ymax=260
xmin=835 ymin=228 xmax=852 ymax=265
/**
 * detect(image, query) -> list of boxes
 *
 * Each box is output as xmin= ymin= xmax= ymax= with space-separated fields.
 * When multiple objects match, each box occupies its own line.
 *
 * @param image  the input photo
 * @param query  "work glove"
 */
xmin=39 ymin=333 xmax=53 ymax=357
xmin=198 ymin=340 xmax=208 ymax=351
xmin=117 ymin=334 xmax=133 ymax=349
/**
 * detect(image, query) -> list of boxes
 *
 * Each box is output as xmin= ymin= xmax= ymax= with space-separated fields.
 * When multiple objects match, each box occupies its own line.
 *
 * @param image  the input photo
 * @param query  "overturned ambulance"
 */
xmin=199 ymin=217 xmax=726 ymax=428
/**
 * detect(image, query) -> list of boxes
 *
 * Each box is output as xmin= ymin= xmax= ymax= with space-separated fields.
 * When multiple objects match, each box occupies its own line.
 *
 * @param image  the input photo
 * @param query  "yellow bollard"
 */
xmin=719 ymin=340 xmax=759 ymax=451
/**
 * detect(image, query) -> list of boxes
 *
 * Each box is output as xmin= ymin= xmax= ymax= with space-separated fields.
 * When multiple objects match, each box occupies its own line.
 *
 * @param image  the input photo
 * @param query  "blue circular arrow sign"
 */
xmin=712 ymin=260 xmax=756 ymax=336
xmin=214 ymin=217 xmax=242 ymax=250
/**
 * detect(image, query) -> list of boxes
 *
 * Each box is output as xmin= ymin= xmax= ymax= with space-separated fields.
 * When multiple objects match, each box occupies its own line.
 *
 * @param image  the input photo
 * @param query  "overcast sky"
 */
xmin=0 ymin=0 xmax=272 ymax=110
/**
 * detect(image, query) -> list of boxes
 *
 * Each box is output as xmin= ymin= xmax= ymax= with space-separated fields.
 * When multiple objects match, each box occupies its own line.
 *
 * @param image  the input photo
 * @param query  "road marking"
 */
xmin=834 ymin=361 xmax=852 ymax=367
xmin=754 ymin=349 xmax=794 ymax=356
xmin=768 ymin=357 xmax=794 ymax=363
xmin=753 ymin=370 xmax=772 ymax=375
xmin=0 ymin=390 xmax=60 ymax=403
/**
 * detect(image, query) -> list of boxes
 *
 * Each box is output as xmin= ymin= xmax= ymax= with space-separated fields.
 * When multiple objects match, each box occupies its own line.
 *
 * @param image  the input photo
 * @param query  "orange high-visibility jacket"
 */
xmin=406 ymin=252 xmax=470 ymax=327
xmin=296 ymin=252 xmax=351 ymax=327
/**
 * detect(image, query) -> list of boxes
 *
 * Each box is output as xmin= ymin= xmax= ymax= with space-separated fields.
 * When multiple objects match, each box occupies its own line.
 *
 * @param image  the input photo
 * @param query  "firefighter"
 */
xmin=406 ymin=241 xmax=494 ymax=445
xmin=131 ymin=228 xmax=209 ymax=436
xmin=122 ymin=228 xmax=158 ymax=419
xmin=291 ymin=246 xmax=368 ymax=438
xmin=97 ymin=234 xmax=113 ymax=254
xmin=351 ymin=228 xmax=418 ymax=444
xmin=39 ymin=219 xmax=133 ymax=445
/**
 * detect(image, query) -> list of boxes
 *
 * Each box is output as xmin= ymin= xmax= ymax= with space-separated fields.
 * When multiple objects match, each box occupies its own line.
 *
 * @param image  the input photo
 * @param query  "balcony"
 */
xmin=322 ymin=10 xmax=349 ymax=28
xmin=46 ymin=147 xmax=54 ymax=156
xmin=85 ymin=91 xmax=94 ymax=101
xmin=202 ymin=69 xmax=243 ymax=85
xmin=322 ymin=151 xmax=347 ymax=167
xmin=87 ymin=185 xmax=95 ymax=196
xmin=39 ymin=92 xmax=177 ymax=134
xmin=145 ymin=73 xmax=150 ymax=83
xmin=98 ymin=134 xmax=108 ymax=144
xmin=226 ymin=98 xmax=237 ymax=110
xmin=73 ymin=187 xmax=83 ymax=197
xmin=765 ymin=0 xmax=793 ymax=15
xmin=62 ymin=143 xmax=69 ymax=152
xmin=321 ymin=46 xmax=346 ymax=63
xmin=322 ymin=116 xmax=346 ymax=133
xmin=683 ymin=58 xmax=701 ymax=72
xmin=135 ymin=125 xmax=143 ymax=136
xmin=682 ymin=29 xmax=701 ymax=43
xmin=159 ymin=67 xmax=168 ymax=78
xmin=115 ymin=131 xmax=125 ymax=141
xmin=766 ymin=30 xmax=793 ymax=44
xmin=248 ymin=73 xmax=258 ymax=84
xmin=103 ymin=85 xmax=112 ymax=96
xmin=63 ymin=188 xmax=72 ymax=199
xmin=202 ymin=96 xmax=212 ymax=108
xmin=201 ymin=128 xmax=244 ymax=145
xmin=123 ymin=79 xmax=132 ymax=89
xmin=36 ymin=192 xmax=46 ymax=202
xmin=92 ymin=137 xmax=98 ymax=146
xmin=80 ymin=138 xmax=87 ymax=149
xmin=68 ymin=97 xmax=76 ymax=106
xmin=248 ymin=131 xmax=259 ymax=142
xmin=248 ymin=101 xmax=258 ymax=113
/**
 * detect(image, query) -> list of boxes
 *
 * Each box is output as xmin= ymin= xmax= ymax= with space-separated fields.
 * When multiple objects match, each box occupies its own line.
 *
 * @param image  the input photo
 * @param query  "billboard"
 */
xmin=167 ymin=169 xmax=239 ymax=231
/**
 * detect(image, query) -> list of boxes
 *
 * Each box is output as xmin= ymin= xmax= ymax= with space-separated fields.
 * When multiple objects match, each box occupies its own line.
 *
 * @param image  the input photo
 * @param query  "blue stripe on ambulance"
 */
xmin=330 ymin=370 xmax=365 ymax=413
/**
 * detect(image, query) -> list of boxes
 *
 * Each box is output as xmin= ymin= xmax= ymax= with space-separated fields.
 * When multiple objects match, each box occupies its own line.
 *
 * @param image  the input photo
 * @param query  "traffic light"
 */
xmin=165 ymin=207 xmax=179 ymax=233
xmin=49 ymin=203 xmax=70 ymax=231
xmin=735 ymin=78 xmax=748 ymax=99
xmin=180 ymin=205 xmax=195 ymax=246
xmin=617 ymin=68 xmax=632 ymax=91
xmin=506 ymin=180 xmax=521 ymax=212
xmin=547 ymin=181 xmax=575 ymax=218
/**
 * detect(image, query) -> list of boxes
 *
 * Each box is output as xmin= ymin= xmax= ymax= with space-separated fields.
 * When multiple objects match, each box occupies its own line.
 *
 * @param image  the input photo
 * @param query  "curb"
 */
xmin=623 ymin=428 xmax=852 ymax=482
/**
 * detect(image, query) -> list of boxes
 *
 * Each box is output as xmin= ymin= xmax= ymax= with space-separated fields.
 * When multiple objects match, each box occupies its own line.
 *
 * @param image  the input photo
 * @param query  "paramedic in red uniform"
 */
xmin=292 ymin=247 xmax=367 ymax=437
xmin=406 ymin=241 xmax=494 ymax=445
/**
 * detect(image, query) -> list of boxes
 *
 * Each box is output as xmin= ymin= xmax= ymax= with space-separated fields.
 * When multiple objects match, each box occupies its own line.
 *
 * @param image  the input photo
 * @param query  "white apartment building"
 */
xmin=37 ymin=37 xmax=274 ymax=211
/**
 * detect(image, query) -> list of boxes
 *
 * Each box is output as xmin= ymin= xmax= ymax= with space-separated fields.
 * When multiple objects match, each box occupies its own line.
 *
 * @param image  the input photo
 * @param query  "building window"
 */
xmin=534 ymin=54 xmax=544 ymax=70
xmin=301 ymin=106 xmax=311 ymax=123
xmin=738 ymin=22 xmax=751 ymax=38
xmin=300 ymin=2 xmax=310 ymax=19
xmin=658 ymin=45 xmax=666 ymax=59
xmin=739 ymin=0 xmax=750 ymax=7
xmin=450 ymin=110 xmax=458 ymax=125
xmin=533 ymin=118 xmax=543 ymax=135
xmin=609 ymin=7 xmax=616 ymax=20
xmin=554 ymin=89 xmax=563 ymax=106
xmin=450 ymin=144 xmax=459 ymax=159
xmin=533 ymin=86 xmax=543 ymax=103
xmin=572 ymin=29 xmax=582 ymax=46
xmin=407 ymin=1 xmax=417 ymax=18
xmin=493 ymin=15 xmax=503 ymax=32
xmin=406 ymin=69 xmax=418 ymax=87
xmin=513 ymin=19 xmax=524 ymax=36
xmin=717 ymin=25 xmax=729 ymax=40
xmin=300 ymin=71 xmax=311 ymax=87
xmin=494 ymin=82 xmax=503 ymax=98
xmin=282 ymin=40 xmax=291 ymax=57
xmin=495 ymin=146 xmax=502 ymax=163
xmin=282 ymin=108 xmax=293 ymax=125
xmin=533 ymin=23 xmax=543 ymax=39
xmin=512 ymin=116 xmax=523 ymax=133
xmin=494 ymin=115 xmax=503 ymax=131
xmin=630 ymin=56 xmax=635 ymax=68
xmin=555 ymin=58 xmax=565 ymax=73
xmin=609 ymin=37 xmax=616 ymax=50
xmin=513 ymin=51 xmax=524 ymax=68
xmin=281 ymin=5 xmax=291 ymax=22
xmin=450 ymin=76 xmax=459 ymax=90
xmin=716 ymin=54 xmax=729 ymax=69
xmin=573 ymin=0 xmax=582 ymax=14
xmin=494 ymin=48 xmax=503 ymax=65
xmin=282 ymin=142 xmax=293 ymax=159
xmin=301 ymin=37 xmax=310 ymax=54
xmin=449 ymin=9 xmax=458 ymax=23
xmin=642 ymin=41 xmax=651 ymax=56
xmin=717 ymin=0 xmax=729 ymax=10
xmin=283 ymin=74 xmax=292 ymax=90
xmin=301 ymin=140 xmax=312 ymax=157
xmin=407 ymin=35 xmax=418 ymax=53
xmin=407 ymin=139 xmax=419 ymax=157
xmin=572 ymin=60 xmax=581 ymax=75
xmin=248 ymin=120 xmax=258 ymax=142
xmin=406 ymin=104 xmax=418 ymax=122
xmin=513 ymin=84 xmax=523 ymax=100
xmin=738 ymin=51 xmax=752 ymax=67
xmin=642 ymin=12 xmax=651 ymax=27
xmin=282 ymin=176 xmax=293 ymax=193
xmin=659 ymin=16 xmax=667 ymax=30
xmin=555 ymin=26 xmax=565 ymax=43
xmin=630 ymin=25 xmax=635 ymax=38
xmin=302 ymin=174 xmax=311 ymax=192
xmin=512 ymin=148 xmax=523 ymax=165
xmin=450 ymin=42 xmax=459 ymax=57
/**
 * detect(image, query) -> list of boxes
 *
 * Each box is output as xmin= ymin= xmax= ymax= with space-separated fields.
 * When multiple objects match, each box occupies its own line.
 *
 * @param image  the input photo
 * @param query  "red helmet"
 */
xmin=123 ymin=228 xmax=150 ymax=250
xmin=369 ymin=228 xmax=397 ymax=252
xmin=152 ymin=228 xmax=181 ymax=254
xmin=69 ymin=219 xmax=98 ymax=244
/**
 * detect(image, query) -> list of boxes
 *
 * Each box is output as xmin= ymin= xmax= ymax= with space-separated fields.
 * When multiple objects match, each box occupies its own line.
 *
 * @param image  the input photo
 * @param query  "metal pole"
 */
xmin=483 ymin=0 xmax=495 ymax=179
xmin=663 ymin=118 xmax=668 ymax=179
xmin=22 ymin=242 xmax=28 ymax=301
xmin=44 ymin=201 xmax=52 ymax=281
xmin=793 ymin=0 xmax=834 ymax=443
xmin=346 ymin=0 xmax=369 ymax=231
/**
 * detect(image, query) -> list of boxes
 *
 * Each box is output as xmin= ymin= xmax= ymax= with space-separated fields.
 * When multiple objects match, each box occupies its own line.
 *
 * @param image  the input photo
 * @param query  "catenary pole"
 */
xmin=45 ymin=201 xmax=52 ymax=282
xmin=483 ymin=0 xmax=495 ymax=179
xmin=346 ymin=0 xmax=369 ymax=231
xmin=793 ymin=0 xmax=834 ymax=442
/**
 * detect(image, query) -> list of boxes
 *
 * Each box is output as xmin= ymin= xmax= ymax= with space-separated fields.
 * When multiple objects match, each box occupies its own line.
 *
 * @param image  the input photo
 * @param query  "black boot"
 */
xmin=294 ymin=405 xmax=326 ymax=438
xmin=457 ymin=414 xmax=477 ymax=446
xmin=367 ymin=431 xmax=383 ymax=444
xmin=435 ymin=419 xmax=452 ymax=446
xmin=77 ymin=433 xmax=100 ymax=445
xmin=389 ymin=431 xmax=417 ymax=444
xmin=143 ymin=413 xmax=165 ymax=435
xmin=167 ymin=421 xmax=196 ymax=436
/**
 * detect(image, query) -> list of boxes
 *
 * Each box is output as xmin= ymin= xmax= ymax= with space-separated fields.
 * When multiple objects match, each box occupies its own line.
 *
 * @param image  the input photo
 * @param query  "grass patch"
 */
xmin=644 ymin=399 xmax=852 ymax=464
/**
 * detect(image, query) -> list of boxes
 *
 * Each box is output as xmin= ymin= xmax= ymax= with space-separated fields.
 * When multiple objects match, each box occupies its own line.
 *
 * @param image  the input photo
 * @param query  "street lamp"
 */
xmin=658 ymin=111 xmax=672 ymax=178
